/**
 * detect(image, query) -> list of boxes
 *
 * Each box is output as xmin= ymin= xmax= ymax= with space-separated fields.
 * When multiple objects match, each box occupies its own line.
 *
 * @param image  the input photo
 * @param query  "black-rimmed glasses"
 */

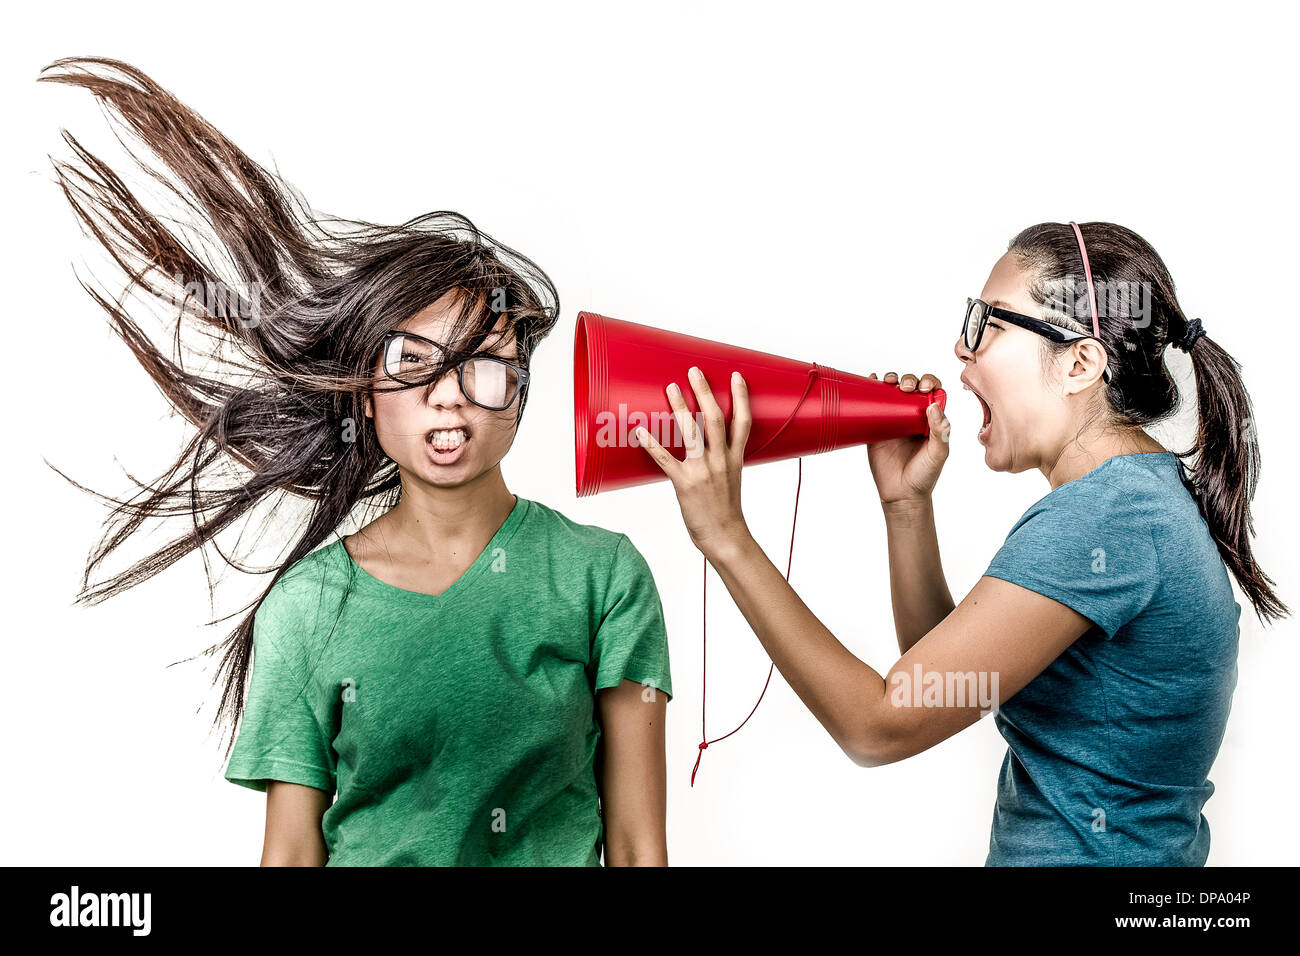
xmin=963 ymin=297 xmax=1111 ymax=384
xmin=379 ymin=331 xmax=530 ymax=411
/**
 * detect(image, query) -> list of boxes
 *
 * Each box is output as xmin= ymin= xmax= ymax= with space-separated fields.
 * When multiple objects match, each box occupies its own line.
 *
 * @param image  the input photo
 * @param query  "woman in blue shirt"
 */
xmin=636 ymin=220 xmax=1287 ymax=865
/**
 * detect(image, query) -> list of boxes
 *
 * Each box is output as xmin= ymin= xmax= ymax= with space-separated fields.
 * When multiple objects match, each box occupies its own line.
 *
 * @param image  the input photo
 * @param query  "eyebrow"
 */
xmin=987 ymin=298 xmax=1014 ymax=310
xmin=403 ymin=331 xmax=519 ymax=358
xmin=485 ymin=338 xmax=520 ymax=359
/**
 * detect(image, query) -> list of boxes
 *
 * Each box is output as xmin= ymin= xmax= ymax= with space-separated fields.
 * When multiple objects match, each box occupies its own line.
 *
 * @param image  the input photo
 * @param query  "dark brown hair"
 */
xmin=1009 ymin=221 xmax=1286 ymax=625
xmin=38 ymin=56 xmax=560 ymax=755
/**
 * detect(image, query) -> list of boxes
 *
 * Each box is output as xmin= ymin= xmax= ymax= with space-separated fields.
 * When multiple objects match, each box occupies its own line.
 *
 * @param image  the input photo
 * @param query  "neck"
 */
xmin=1041 ymin=425 xmax=1167 ymax=490
xmin=385 ymin=464 xmax=517 ymax=555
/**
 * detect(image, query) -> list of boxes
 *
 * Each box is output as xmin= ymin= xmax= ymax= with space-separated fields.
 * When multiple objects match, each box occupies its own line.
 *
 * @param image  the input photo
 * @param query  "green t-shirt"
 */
xmin=224 ymin=495 xmax=672 ymax=866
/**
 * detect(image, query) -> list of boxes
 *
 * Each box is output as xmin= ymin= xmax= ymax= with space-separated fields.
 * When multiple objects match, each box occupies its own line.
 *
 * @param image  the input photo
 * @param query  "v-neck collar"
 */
xmin=333 ymin=495 xmax=530 ymax=605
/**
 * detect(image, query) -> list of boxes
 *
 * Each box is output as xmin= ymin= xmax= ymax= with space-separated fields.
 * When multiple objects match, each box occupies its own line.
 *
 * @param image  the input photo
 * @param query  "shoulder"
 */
xmin=1096 ymin=456 xmax=1231 ymax=598
xmin=253 ymin=541 xmax=353 ymax=634
xmin=986 ymin=456 xmax=1180 ymax=640
xmin=992 ymin=456 xmax=1166 ymax=588
xmin=519 ymin=499 xmax=661 ymax=596
xmin=1009 ymin=454 xmax=1175 ymax=538
xmin=518 ymin=497 xmax=633 ymax=561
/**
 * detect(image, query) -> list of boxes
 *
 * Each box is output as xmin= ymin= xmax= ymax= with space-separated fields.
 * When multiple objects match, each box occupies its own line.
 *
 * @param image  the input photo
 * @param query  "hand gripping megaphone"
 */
xmin=574 ymin=311 xmax=946 ymax=496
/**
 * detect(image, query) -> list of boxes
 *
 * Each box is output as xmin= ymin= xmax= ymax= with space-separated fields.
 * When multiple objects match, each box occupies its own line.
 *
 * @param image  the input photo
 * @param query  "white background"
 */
xmin=3 ymin=0 xmax=1296 ymax=865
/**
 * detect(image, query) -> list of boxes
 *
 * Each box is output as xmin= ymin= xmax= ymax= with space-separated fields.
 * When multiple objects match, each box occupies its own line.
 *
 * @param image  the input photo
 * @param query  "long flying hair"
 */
xmin=1008 ymin=221 xmax=1285 ymax=624
xmin=39 ymin=56 xmax=560 ymax=755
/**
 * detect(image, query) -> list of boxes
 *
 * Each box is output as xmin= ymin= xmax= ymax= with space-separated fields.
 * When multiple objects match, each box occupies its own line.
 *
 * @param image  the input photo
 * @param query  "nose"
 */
xmin=954 ymin=333 xmax=973 ymax=365
xmin=424 ymin=367 xmax=465 ymax=408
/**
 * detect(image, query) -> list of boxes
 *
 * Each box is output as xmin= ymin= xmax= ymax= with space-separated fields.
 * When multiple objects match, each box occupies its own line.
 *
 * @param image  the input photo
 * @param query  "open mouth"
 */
xmin=964 ymin=382 xmax=993 ymax=444
xmin=426 ymin=424 xmax=472 ymax=455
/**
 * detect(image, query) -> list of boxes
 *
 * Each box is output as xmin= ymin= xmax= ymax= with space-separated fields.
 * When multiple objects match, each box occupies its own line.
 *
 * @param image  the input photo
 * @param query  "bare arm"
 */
xmin=707 ymin=532 xmax=1092 ymax=764
xmin=634 ymin=365 xmax=1090 ymax=765
xmin=261 ymin=781 xmax=330 ymax=866
xmin=865 ymin=372 xmax=956 ymax=653
xmin=595 ymin=677 xmax=668 ymax=866
xmin=882 ymin=497 xmax=956 ymax=653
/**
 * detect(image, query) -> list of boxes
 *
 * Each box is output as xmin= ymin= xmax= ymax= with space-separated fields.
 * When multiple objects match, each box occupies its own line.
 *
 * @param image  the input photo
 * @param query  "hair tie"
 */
xmin=1177 ymin=317 xmax=1206 ymax=352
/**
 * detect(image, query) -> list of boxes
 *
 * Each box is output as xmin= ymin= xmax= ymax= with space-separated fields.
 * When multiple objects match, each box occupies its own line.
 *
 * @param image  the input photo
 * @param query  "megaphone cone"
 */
xmin=575 ymin=312 xmax=946 ymax=496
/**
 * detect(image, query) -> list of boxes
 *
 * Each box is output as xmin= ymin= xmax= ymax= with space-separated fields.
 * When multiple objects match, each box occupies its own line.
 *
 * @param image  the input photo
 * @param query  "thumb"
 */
xmin=926 ymin=401 xmax=952 ymax=458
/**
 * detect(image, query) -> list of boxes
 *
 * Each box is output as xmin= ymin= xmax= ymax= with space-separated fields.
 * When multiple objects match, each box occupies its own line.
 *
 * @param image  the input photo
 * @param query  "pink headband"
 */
xmin=1068 ymin=220 xmax=1101 ymax=339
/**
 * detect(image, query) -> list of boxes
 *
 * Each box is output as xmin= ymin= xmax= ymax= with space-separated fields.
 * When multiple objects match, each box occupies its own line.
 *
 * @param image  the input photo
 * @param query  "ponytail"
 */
xmin=1176 ymin=328 xmax=1288 ymax=623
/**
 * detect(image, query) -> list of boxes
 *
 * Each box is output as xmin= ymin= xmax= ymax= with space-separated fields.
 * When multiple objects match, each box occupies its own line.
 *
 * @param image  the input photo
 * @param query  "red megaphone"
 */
xmin=574 ymin=312 xmax=946 ymax=497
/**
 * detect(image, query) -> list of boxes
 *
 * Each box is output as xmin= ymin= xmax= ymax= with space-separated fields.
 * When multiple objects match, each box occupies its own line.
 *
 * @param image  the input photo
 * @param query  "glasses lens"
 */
xmin=383 ymin=334 xmax=447 ymax=383
xmin=964 ymin=300 xmax=983 ymax=351
xmin=462 ymin=357 xmax=520 ymax=409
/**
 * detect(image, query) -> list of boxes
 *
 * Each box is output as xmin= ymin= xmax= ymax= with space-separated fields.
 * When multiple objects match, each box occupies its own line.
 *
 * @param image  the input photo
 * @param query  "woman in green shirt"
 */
xmin=46 ymin=56 xmax=672 ymax=866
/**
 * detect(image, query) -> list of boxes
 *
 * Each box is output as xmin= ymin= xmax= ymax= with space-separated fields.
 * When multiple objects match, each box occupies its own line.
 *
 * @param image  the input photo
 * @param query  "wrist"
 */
xmin=700 ymin=524 xmax=756 ymax=568
xmin=881 ymin=496 xmax=933 ymax=523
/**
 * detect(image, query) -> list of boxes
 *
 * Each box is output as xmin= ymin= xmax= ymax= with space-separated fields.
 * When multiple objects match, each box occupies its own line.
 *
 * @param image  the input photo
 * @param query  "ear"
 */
xmin=1064 ymin=340 xmax=1108 ymax=394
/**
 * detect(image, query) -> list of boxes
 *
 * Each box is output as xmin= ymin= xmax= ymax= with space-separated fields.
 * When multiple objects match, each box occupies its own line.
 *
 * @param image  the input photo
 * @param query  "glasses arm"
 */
xmin=989 ymin=307 xmax=1091 ymax=344
xmin=974 ymin=303 xmax=1111 ymax=383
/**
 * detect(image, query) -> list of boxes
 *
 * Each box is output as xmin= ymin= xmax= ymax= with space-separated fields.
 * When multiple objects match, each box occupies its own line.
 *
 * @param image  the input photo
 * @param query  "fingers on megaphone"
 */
xmin=634 ymin=425 xmax=678 ymax=474
xmin=928 ymin=400 xmax=952 ymax=444
xmin=728 ymin=371 xmax=752 ymax=457
xmin=664 ymin=382 xmax=705 ymax=459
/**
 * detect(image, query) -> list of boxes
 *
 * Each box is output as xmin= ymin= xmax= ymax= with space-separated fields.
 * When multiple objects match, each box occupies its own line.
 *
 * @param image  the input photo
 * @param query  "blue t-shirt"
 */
xmin=981 ymin=452 xmax=1240 ymax=866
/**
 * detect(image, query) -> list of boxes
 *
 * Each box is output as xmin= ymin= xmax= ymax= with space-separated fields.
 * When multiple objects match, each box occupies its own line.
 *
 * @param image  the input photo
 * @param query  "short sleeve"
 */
xmin=982 ymin=484 xmax=1161 ymax=640
xmin=224 ymin=588 xmax=338 ymax=794
xmin=591 ymin=535 xmax=673 ymax=700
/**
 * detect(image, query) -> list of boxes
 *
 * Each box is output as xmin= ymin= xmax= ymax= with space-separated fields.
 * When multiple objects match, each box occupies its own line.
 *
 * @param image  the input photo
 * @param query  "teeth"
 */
xmin=428 ymin=428 xmax=467 ymax=448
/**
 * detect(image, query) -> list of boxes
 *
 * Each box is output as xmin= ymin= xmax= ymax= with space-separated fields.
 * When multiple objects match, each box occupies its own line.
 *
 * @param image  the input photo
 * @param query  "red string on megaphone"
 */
xmin=690 ymin=366 xmax=818 ymax=786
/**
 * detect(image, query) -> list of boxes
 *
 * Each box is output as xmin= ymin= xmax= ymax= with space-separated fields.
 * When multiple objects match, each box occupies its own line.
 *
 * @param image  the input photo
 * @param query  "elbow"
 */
xmin=845 ymin=719 xmax=911 ymax=768
xmin=260 ymin=838 xmax=328 ymax=867
xmin=605 ymin=845 xmax=668 ymax=867
xmin=603 ymin=834 xmax=668 ymax=867
xmin=848 ymin=743 xmax=900 ymax=768
xmin=260 ymin=850 xmax=326 ymax=867
xmin=852 ymin=748 xmax=905 ymax=769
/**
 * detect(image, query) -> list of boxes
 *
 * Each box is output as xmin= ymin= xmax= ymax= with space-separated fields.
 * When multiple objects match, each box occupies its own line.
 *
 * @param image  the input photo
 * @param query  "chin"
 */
xmin=402 ymin=448 xmax=477 ymax=485
xmin=986 ymin=450 xmax=1035 ymax=475
xmin=420 ymin=450 xmax=509 ymax=488
xmin=980 ymin=442 xmax=1015 ymax=474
